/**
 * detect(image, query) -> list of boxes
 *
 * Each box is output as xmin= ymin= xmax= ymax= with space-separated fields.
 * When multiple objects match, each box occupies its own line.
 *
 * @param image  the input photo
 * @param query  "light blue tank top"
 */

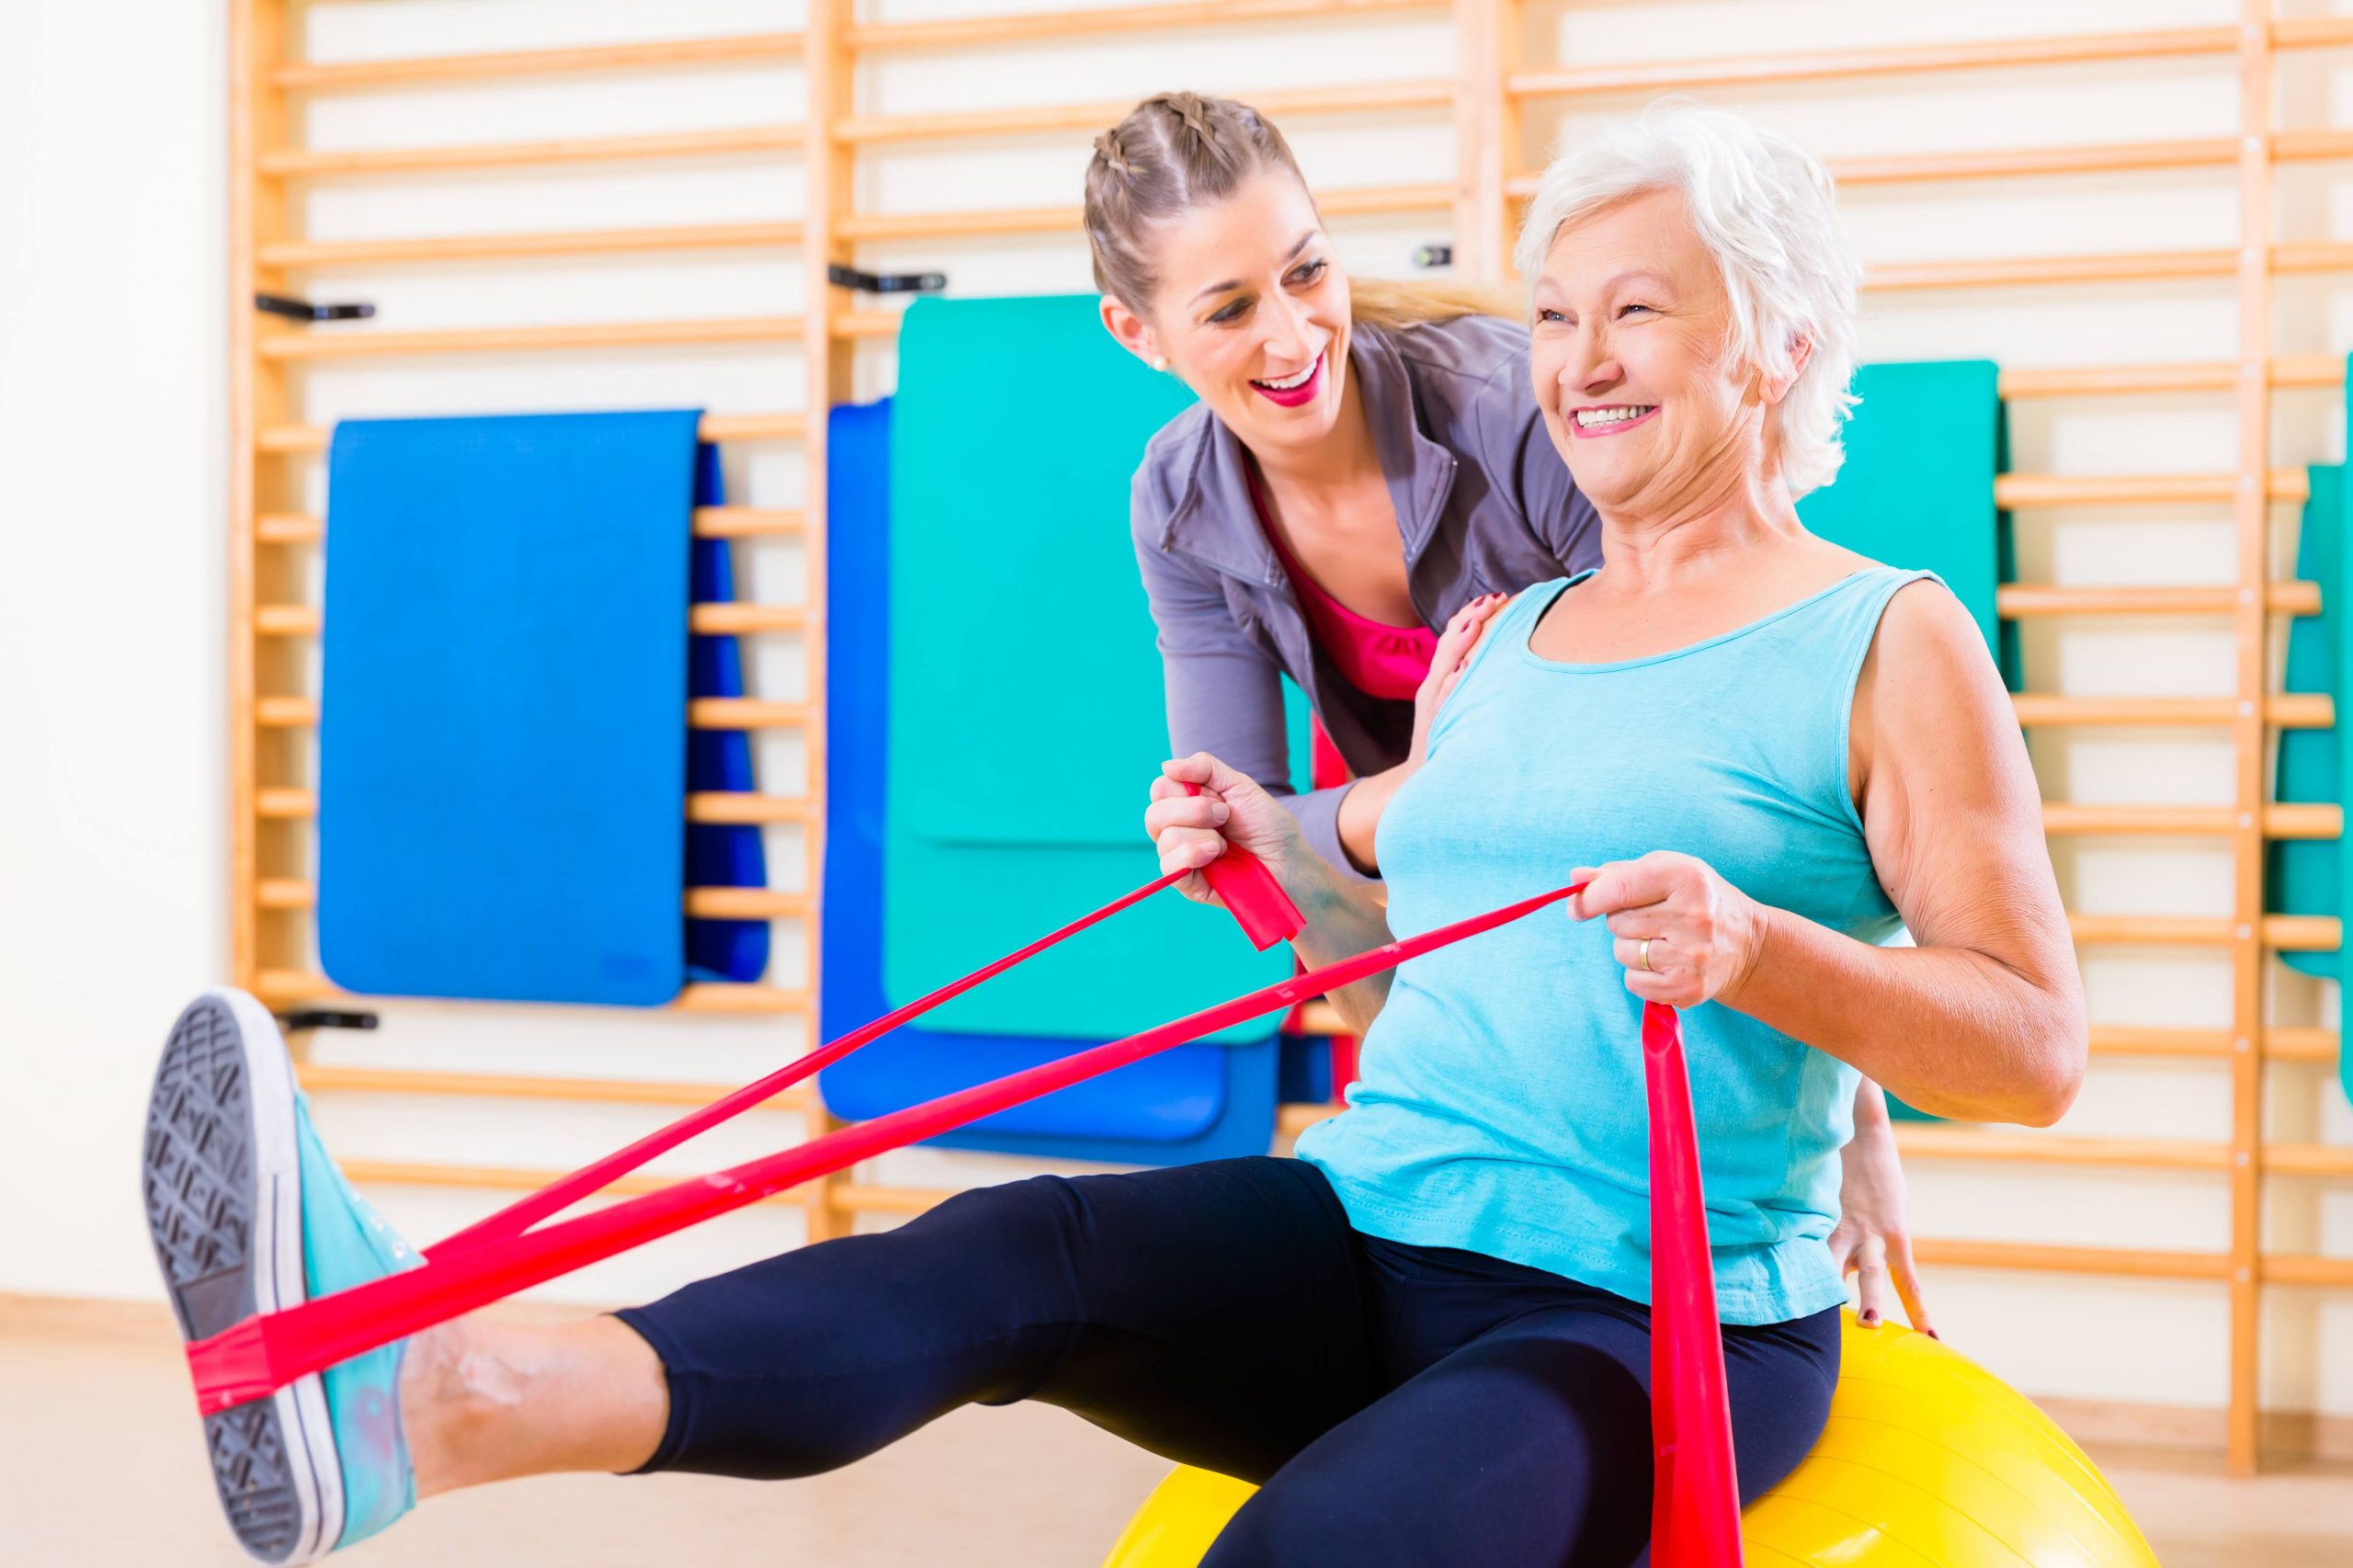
xmin=1295 ymin=565 xmax=1933 ymax=1324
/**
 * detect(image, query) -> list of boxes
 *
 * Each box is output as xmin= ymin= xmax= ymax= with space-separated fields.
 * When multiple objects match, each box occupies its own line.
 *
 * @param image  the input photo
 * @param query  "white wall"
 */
xmin=1 ymin=0 xmax=2347 ymax=1422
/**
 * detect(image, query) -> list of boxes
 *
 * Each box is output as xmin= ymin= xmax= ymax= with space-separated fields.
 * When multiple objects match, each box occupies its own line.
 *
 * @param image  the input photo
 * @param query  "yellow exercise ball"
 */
xmin=1102 ymin=1312 xmax=2160 ymax=1568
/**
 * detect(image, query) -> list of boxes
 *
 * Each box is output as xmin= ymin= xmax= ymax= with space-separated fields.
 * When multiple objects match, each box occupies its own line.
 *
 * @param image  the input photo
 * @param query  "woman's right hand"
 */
xmin=1144 ymin=752 xmax=1306 ymax=908
xmin=1407 ymin=593 xmax=1509 ymax=767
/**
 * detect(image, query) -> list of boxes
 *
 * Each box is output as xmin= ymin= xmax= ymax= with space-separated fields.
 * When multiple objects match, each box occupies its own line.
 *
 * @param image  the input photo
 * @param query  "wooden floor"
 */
xmin=5 ymin=1305 xmax=2347 ymax=1566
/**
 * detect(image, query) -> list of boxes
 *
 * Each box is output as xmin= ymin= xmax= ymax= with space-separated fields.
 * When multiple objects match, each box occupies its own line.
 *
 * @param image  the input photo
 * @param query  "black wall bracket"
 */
xmin=277 ymin=1009 xmax=381 ymax=1034
xmin=827 ymin=265 xmax=948 ymax=295
xmin=256 ymin=292 xmax=376 ymax=323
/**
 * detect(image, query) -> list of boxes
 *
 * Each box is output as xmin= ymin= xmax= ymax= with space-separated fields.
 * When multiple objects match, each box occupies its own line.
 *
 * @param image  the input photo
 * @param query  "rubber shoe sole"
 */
xmin=142 ymin=988 xmax=346 ymax=1563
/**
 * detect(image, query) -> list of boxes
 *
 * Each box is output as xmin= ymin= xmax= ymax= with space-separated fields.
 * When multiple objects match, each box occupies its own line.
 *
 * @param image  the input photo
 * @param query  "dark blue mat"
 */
xmin=686 ymin=442 xmax=771 ymax=984
xmin=818 ymin=400 xmax=1278 ymax=1160
xmin=321 ymin=411 xmax=704 ymax=1006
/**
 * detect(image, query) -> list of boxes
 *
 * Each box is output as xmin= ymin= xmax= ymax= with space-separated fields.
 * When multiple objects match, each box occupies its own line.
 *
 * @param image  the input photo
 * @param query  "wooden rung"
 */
xmin=296 ymin=1062 xmax=810 ymax=1112
xmin=836 ymin=183 xmax=1453 ymax=244
xmin=1868 ymin=242 xmax=2353 ymax=295
xmin=253 ymin=969 xmax=344 ymax=1003
xmin=2086 ymin=1026 xmax=2336 ymax=1064
xmin=260 ymin=126 xmax=803 ymax=180
xmin=2274 ymin=128 xmax=2353 ymax=165
xmin=258 ymin=222 xmax=805 ymax=271
xmin=2263 ymin=1254 xmax=2353 ymax=1289
xmin=256 ymin=786 xmax=315 ymax=818
xmin=693 ymin=604 xmax=806 ymax=634
xmin=1913 ymin=1238 xmax=2231 ymax=1281
xmin=257 ymin=315 xmax=806 ymax=362
xmin=2042 ymin=802 xmax=2342 ymax=839
xmin=2064 ymin=914 xmax=2339 ymax=950
xmin=1895 ymin=1125 xmax=2227 ymax=1170
xmin=250 ymin=788 xmax=810 ymax=827
xmin=272 ymin=32 xmax=801 ymax=92
xmin=256 ymin=511 xmax=322 ymax=543
xmin=255 ymin=605 xmax=321 ymax=636
xmin=671 ymin=983 xmax=812 ymax=1015
xmin=694 ymin=506 xmax=804 ymax=539
xmin=689 ymin=793 xmax=812 ymax=825
xmin=844 ymin=0 xmax=1438 ymax=53
xmin=259 ymin=881 xmax=809 ymax=920
xmin=688 ymin=698 xmax=812 ymax=730
xmin=832 ymin=1182 xmax=960 ymax=1215
xmin=684 ymin=887 xmax=812 ymax=920
xmin=1505 ymin=138 xmax=2248 ymax=198
xmin=255 ymin=878 xmax=313 ymax=911
xmin=1506 ymin=26 xmax=2234 ymax=99
xmin=2264 ymin=1144 xmax=2353 ymax=1179
xmin=1994 ymin=471 xmax=2307 ymax=507
xmin=1870 ymin=249 xmax=2233 ymax=293
xmin=253 ymin=602 xmax=805 ymax=637
xmin=2268 ymin=1028 xmax=2339 ymax=1063
xmin=835 ymin=310 xmax=904 ymax=339
xmin=2276 ymin=16 xmax=2353 ymax=48
xmin=1998 ymin=582 xmax=2320 ymax=618
xmin=1999 ymin=356 xmax=2342 ymax=399
xmin=256 ymin=696 xmax=320 ymax=727
xmin=256 ymin=696 xmax=812 ymax=730
xmin=836 ymin=81 xmax=1455 ymax=146
xmin=255 ymin=969 xmax=810 ymax=1015
xmin=338 ymin=1158 xmax=817 ymax=1203
xmin=2010 ymin=693 xmax=2331 ymax=729
xmin=256 ymin=507 xmax=802 ymax=542
xmin=259 ymin=414 xmax=806 ymax=454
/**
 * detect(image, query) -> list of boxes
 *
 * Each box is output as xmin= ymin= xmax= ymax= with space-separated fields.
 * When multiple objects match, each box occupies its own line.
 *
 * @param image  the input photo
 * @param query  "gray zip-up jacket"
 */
xmin=1131 ymin=314 xmax=1602 ymax=875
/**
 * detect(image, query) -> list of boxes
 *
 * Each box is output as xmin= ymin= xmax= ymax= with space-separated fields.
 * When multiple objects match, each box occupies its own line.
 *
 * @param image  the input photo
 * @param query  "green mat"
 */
xmin=2272 ymin=463 xmax=2341 ymax=983
xmin=1797 ymin=359 xmax=2008 ymax=677
xmin=883 ymin=294 xmax=1307 ymax=1040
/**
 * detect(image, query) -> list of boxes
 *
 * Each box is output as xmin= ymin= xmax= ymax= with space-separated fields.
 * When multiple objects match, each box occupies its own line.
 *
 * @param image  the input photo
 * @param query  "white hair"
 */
xmin=1512 ymin=102 xmax=1862 ymax=497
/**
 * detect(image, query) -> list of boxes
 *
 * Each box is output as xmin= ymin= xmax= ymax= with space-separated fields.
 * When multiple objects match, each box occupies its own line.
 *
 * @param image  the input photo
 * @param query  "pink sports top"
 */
xmin=1244 ymin=460 xmax=1438 ymax=706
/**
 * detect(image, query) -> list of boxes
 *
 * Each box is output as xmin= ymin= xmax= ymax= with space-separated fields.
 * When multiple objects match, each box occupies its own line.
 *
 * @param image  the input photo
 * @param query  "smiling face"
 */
xmin=1099 ymin=171 xmax=1352 ymax=460
xmin=1529 ymin=186 xmax=1777 ymax=518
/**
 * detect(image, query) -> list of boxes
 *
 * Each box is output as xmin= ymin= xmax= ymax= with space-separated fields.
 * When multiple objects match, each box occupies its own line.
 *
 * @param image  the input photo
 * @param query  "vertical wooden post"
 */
xmin=229 ymin=0 xmax=294 ymax=995
xmin=2225 ymin=0 xmax=2275 ymax=1478
xmin=800 ymin=0 xmax=859 ymax=1246
xmin=1452 ymin=0 xmax=1518 ymax=283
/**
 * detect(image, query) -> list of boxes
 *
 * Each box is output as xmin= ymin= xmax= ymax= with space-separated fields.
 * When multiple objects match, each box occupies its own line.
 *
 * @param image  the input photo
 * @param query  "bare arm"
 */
xmin=1573 ymin=580 xmax=2086 ymax=1124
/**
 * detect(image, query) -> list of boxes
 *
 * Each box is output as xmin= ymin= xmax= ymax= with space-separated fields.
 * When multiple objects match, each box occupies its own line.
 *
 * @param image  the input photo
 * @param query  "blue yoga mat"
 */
xmin=320 ymin=411 xmax=708 ymax=1006
xmin=687 ymin=442 xmax=771 ymax=984
xmin=819 ymin=400 xmax=1277 ymax=1159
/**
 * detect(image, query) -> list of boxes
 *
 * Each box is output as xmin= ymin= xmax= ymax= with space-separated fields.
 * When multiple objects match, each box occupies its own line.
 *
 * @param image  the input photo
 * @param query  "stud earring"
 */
xmin=1152 ymin=357 xmax=1169 ymax=371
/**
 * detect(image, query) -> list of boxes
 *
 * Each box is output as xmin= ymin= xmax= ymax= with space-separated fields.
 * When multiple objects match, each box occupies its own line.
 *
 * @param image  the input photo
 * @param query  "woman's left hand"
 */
xmin=1567 ymin=851 xmax=1767 ymax=1009
xmin=1827 ymin=1088 xmax=1936 ymax=1336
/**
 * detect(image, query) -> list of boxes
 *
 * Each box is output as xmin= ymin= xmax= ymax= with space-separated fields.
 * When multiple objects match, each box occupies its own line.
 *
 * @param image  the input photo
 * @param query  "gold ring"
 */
xmin=1638 ymin=937 xmax=1654 ymax=972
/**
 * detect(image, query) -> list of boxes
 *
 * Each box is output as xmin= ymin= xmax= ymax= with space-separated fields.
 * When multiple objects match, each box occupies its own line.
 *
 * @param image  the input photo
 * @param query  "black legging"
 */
xmin=615 ymin=1156 xmax=1839 ymax=1568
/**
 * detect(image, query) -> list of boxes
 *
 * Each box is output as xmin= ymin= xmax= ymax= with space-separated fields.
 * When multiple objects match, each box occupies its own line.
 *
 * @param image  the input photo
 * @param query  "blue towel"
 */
xmin=320 ymin=411 xmax=704 ymax=1006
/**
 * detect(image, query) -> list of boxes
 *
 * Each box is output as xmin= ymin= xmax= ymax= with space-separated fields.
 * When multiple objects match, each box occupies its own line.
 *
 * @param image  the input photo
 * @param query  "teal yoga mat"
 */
xmin=2272 ymin=463 xmax=2343 ymax=983
xmin=1798 ymin=359 xmax=2007 ymax=675
xmin=883 ymin=295 xmax=1302 ymax=1040
xmin=1797 ymin=359 xmax=2006 ymax=1122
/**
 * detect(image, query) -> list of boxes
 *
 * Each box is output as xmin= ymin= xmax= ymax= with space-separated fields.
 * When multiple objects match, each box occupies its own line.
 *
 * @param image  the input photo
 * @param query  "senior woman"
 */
xmin=142 ymin=108 xmax=2076 ymax=1568
xmin=1092 ymin=90 xmax=1933 ymax=1335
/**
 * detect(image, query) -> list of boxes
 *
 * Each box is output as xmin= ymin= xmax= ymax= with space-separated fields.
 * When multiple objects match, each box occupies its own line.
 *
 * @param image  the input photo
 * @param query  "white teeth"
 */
xmin=1574 ymin=404 xmax=1655 ymax=428
xmin=1254 ymin=356 xmax=1320 ymax=392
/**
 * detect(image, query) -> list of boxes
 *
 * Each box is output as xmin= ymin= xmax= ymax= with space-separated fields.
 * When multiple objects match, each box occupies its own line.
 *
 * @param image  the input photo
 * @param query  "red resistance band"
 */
xmin=186 ymin=845 xmax=1741 ymax=1564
